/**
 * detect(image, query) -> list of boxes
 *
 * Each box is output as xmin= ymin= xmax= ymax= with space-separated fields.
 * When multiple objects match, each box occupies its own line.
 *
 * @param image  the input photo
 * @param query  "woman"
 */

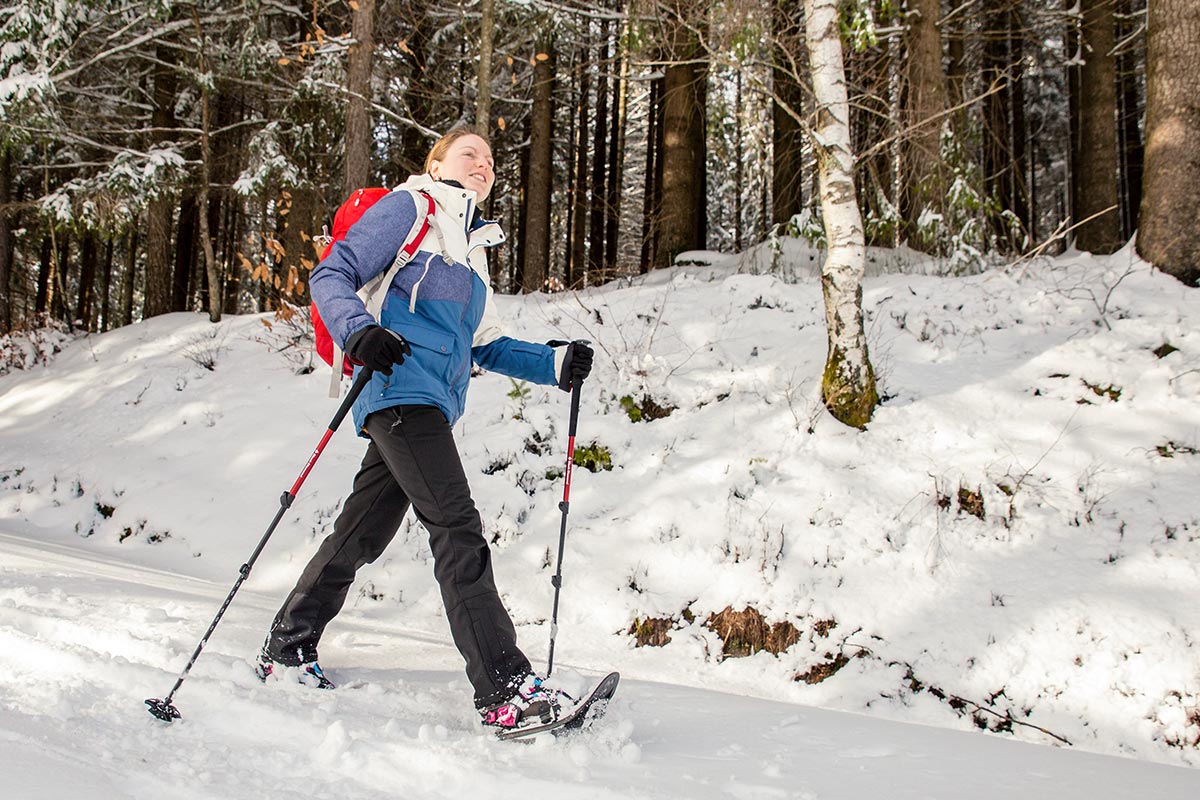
xmin=257 ymin=127 xmax=593 ymax=732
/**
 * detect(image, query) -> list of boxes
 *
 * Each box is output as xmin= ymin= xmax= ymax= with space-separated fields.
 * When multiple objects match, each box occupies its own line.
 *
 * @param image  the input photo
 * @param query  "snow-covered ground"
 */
xmin=1 ymin=242 xmax=1198 ymax=797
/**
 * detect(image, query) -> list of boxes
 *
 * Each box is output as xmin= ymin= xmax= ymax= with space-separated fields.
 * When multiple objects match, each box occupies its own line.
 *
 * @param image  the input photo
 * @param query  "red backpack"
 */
xmin=312 ymin=187 xmax=436 ymax=394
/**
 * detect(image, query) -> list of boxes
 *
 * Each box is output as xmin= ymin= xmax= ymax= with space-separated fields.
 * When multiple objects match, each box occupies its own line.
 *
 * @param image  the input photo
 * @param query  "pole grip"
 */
xmin=567 ymin=374 xmax=582 ymax=437
xmin=331 ymin=368 xmax=374 ymax=431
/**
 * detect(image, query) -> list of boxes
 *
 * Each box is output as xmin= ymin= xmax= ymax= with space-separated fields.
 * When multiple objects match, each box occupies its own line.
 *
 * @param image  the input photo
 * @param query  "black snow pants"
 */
xmin=265 ymin=404 xmax=532 ymax=709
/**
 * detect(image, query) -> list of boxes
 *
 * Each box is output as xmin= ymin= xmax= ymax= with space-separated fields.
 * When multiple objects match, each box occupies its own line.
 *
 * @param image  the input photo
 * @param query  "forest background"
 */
xmin=0 ymin=0 xmax=1196 ymax=353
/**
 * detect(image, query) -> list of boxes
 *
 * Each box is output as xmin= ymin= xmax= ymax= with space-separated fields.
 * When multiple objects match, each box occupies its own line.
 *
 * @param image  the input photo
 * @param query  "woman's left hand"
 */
xmin=558 ymin=341 xmax=594 ymax=391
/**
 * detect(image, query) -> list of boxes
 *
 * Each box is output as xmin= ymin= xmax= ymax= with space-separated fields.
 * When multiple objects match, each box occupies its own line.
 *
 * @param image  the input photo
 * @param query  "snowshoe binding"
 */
xmin=480 ymin=673 xmax=574 ymax=731
xmin=255 ymin=650 xmax=335 ymax=690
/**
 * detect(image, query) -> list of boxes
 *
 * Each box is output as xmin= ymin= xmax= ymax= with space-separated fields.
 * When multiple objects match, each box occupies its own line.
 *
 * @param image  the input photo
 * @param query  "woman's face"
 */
xmin=429 ymin=134 xmax=496 ymax=201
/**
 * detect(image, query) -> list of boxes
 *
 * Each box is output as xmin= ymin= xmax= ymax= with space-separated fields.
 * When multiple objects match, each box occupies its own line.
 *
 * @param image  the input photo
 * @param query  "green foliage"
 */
xmin=507 ymin=378 xmax=531 ymax=420
xmin=620 ymin=394 xmax=676 ymax=423
xmin=573 ymin=442 xmax=613 ymax=473
xmin=841 ymin=2 xmax=880 ymax=52
xmin=783 ymin=207 xmax=827 ymax=248
xmin=620 ymin=395 xmax=642 ymax=423
xmin=39 ymin=145 xmax=188 ymax=232
xmin=862 ymin=186 xmax=902 ymax=247
xmin=910 ymin=125 xmax=1017 ymax=272
xmin=716 ymin=0 xmax=766 ymax=63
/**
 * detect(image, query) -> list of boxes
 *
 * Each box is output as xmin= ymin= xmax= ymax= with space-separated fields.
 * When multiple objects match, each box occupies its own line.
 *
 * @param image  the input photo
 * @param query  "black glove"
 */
xmin=345 ymin=325 xmax=412 ymax=377
xmin=557 ymin=340 xmax=594 ymax=391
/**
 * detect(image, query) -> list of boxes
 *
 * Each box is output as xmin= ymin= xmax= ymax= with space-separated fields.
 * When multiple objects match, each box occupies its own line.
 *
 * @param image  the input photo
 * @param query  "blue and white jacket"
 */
xmin=310 ymin=174 xmax=562 ymax=434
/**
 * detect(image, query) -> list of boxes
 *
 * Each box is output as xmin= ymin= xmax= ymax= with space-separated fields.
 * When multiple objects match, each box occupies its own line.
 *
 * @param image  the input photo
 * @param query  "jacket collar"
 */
xmin=395 ymin=174 xmax=506 ymax=279
xmin=397 ymin=174 xmax=474 ymax=218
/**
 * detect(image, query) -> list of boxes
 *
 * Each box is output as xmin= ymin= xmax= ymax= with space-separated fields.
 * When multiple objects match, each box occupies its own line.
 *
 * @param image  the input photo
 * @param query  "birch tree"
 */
xmin=805 ymin=0 xmax=878 ymax=428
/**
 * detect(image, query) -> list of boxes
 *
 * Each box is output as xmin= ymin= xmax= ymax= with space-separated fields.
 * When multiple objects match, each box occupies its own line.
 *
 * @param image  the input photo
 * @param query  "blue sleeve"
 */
xmin=309 ymin=190 xmax=420 ymax=348
xmin=473 ymin=337 xmax=557 ymax=386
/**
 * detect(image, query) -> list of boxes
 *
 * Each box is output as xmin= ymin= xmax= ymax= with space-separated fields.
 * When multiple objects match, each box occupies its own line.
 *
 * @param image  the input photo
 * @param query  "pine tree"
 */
xmin=1071 ymin=0 xmax=1123 ymax=253
xmin=1137 ymin=0 xmax=1200 ymax=285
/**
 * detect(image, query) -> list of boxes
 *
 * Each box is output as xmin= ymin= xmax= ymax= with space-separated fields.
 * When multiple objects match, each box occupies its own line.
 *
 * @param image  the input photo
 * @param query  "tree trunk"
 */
xmin=902 ymin=0 xmax=948 ymax=252
xmin=772 ymin=0 xmax=806 ymax=229
xmin=640 ymin=75 xmax=663 ymax=272
xmin=1137 ymin=0 xmax=1200 ymax=285
xmin=588 ymin=21 xmax=612 ymax=276
xmin=99 ymin=237 xmax=114 ymax=332
xmin=982 ymin=4 xmax=1016 ymax=251
xmin=36 ymin=237 xmax=51 ymax=315
xmin=144 ymin=43 xmax=178 ymax=318
xmin=53 ymin=234 xmax=69 ymax=323
xmin=144 ymin=197 xmax=175 ymax=318
xmin=657 ymin=0 xmax=707 ymax=268
xmin=172 ymin=192 xmax=197 ymax=311
xmin=1072 ymin=0 xmax=1123 ymax=253
xmin=515 ymin=119 xmax=529 ymax=292
xmin=805 ymin=0 xmax=878 ymax=429
xmin=221 ymin=198 xmax=241 ymax=316
xmin=476 ymin=0 xmax=494 ymax=134
xmin=121 ymin=228 xmax=138 ymax=326
xmin=76 ymin=232 xmax=97 ymax=331
xmin=605 ymin=15 xmax=629 ymax=272
xmin=523 ymin=35 xmax=555 ymax=293
xmin=0 ymin=149 xmax=11 ymax=333
xmin=568 ymin=55 xmax=590 ymax=287
xmin=735 ymin=70 xmax=744 ymax=250
xmin=278 ymin=187 xmax=317 ymax=307
xmin=1116 ymin=0 xmax=1145 ymax=241
xmin=1010 ymin=6 xmax=1030 ymax=241
xmin=195 ymin=32 xmax=222 ymax=323
xmin=206 ymin=83 xmax=243 ymax=320
xmin=344 ymin=0 xmax=375 ymax=194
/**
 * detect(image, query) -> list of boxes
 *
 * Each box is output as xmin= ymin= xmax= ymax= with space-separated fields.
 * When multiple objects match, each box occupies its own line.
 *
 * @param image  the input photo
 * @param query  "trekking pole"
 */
xmin=145 ymin=368 xmax=373 ymax=722
xmin=546 ymin=372 xmax=584 ymax=678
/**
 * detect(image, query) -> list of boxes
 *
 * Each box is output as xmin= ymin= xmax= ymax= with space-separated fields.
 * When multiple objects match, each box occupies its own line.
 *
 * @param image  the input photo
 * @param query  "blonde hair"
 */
xmin=424 ymin=127 xmax=491 ymax=174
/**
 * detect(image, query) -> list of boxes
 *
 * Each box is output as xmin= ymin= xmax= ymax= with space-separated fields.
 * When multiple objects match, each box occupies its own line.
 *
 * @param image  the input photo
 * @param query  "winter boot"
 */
xmin=479 ymin=673 xmax=574 ymax=730
xmin=255 ymin=649 xmax=335 ymax=690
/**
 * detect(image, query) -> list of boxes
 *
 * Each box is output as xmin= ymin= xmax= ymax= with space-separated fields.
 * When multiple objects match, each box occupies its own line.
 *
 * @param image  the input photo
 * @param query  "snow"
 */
xmin=1 ymin=243 xmax=1199 ymax=797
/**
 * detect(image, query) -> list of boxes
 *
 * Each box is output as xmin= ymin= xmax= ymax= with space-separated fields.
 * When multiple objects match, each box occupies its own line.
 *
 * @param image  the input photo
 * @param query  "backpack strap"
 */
xmin=327 ymin=189 xmax=436 ymax=398
xmin=363 ymin=190 xmax=436 ymax=320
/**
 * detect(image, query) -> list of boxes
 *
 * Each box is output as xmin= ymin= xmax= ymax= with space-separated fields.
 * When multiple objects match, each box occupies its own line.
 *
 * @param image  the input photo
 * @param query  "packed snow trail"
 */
xmin=0 ymin=529 xmax=1194 ymax=800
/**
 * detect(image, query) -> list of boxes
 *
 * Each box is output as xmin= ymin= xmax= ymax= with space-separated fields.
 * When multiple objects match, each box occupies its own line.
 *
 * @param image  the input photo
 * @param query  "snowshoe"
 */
xmin=494 ymin=672 xmax=620 ymax=741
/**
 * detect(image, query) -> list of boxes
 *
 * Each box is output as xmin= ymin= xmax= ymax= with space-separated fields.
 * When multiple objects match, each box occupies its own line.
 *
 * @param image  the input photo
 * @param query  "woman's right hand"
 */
xmin=346 ymin=325 xmax=412 ymax=376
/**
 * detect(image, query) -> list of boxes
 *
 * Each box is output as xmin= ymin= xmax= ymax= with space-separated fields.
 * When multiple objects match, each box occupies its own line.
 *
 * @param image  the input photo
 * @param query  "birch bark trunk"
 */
xmin=805 ymin=0 xmax=878 ymax=428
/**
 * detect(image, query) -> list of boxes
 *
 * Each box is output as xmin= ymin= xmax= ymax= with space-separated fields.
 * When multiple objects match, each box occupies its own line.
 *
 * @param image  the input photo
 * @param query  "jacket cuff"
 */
xmin=552 ymin=346 xmax=567 ymax=385
xmin=344 ymin=323 xmax=375 ymax=353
